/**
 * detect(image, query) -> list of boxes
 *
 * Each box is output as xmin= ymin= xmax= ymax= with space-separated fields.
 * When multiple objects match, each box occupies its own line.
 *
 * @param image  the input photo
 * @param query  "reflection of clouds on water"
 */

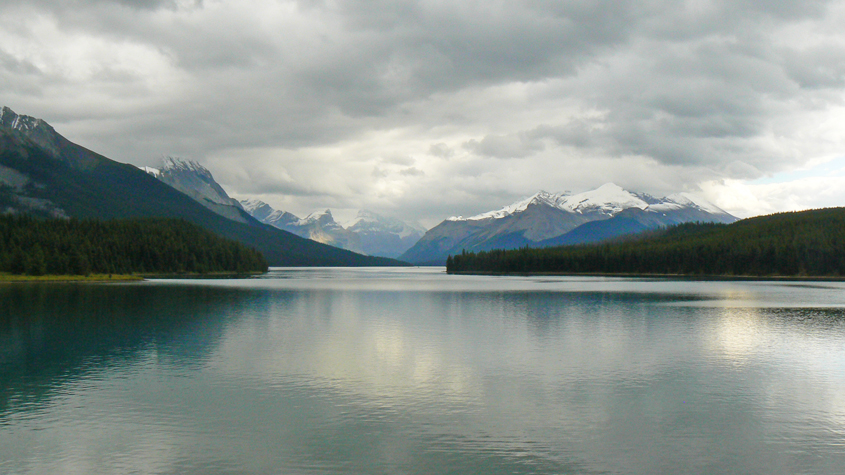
xmin=210 ymin=290 xmax=484 ymax=406
xmin=7 ymin=272 xmax=845 ymax=474
xmin=707 ymin=306 xmax=769 ymax=362
xmin=703 ymin=304 xmax=845 ymax=452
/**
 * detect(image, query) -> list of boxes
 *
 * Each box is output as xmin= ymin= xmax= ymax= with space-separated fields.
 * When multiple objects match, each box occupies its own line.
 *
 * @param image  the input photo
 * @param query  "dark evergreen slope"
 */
xmin=401 ymin=185 xmax=736 ymax=265
xmin=537 ymin=207 xmax=682 ymax=247
xmin=448 ymin=207 xmax=845 ymax=277
xmin=0 ymin=215 xmax=267 ymax=275
xmin=0 ymin=108 xmax=406 ymax=266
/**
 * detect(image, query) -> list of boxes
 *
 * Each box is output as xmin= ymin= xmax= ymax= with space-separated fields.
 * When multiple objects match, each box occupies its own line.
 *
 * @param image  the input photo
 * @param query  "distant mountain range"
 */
xmin=139 ymin=157 xmax=425 ymax=259
xmin=142 ymin=157 xmax=249 ymax=224
xmin=0 ymin=106 xmax=404 ymax=267
xmin=239 ymin=199 xmax=426 ymax=259
xmin=447 ymin=207 xmax=845 ymax=277
xmin=400 ymin=183 xmax=737 ymax=265
xmin=1 ymin=106 xmax=739 ymax=268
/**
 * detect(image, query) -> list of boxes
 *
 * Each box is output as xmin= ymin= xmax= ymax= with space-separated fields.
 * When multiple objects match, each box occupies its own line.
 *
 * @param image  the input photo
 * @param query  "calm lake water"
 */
xmin=2 ymin=267 xmax=845 ymax=474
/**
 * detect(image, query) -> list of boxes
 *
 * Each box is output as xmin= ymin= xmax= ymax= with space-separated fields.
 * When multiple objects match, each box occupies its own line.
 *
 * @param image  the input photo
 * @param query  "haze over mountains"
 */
xmin=3 ymin=106 xmax=739 ymax=266
xmin=240 ymin=200 xmax=426 ymax=259
xmin=139 ymin=155 xmax=735 ymax=264
xmin=0 ymin=106 xmax=403 ymax=267
xmin=400 ymin=183 xmax=737 ymax=265
xmin=140 ymin=156 xmax=425 ymax=259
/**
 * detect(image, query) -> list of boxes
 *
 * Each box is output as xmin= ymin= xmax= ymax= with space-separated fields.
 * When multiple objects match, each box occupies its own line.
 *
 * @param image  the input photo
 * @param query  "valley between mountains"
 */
xmin=2 ymin=106 xmax=738 ymax=268
xmin=138 ymin=155 xmax=737 ymax=265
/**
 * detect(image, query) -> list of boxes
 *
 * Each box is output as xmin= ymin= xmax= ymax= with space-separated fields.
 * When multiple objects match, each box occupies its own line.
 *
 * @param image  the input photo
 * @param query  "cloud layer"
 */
xmin=3 ymin=0 xmax=845 ymax=225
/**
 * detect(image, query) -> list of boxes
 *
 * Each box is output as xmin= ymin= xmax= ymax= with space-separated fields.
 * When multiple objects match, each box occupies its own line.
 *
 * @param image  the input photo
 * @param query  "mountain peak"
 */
xmin=161 ymin=156 xmax=212 ymax=176
xmin=448 ymin=190 xmax=573 ymax=222
xmin=0 ymin=106 xmax=65 ymax=158
xmin=239 ymin=198 xmax=268 ymax=214
xmin=0 ymin=106 xmax=52 ymax=133
xmin=662 ymin=192 xmax=730 ymax=215
xmin=301 ymin=209 xmax=336 ymax=226
xmin=446 ymin=183 xmax=729 ymax=224
xmin=344 ymin=209 xmax=427 ymax=236
xmin=563 ymin=182 xmax=648 ymax=215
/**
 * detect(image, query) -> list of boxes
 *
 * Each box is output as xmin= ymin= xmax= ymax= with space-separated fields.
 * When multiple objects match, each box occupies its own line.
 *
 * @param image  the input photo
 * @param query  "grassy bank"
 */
xmin=0 ymin=273 xmax=144 ymax=283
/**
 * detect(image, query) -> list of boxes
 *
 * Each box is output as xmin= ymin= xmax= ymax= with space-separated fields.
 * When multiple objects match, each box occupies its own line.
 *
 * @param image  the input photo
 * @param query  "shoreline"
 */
xmin=0 ymin=271 xmax=266 ymax=283
xmin=0 ymin=274 xmax=144 ymax=283
xmin=446 ymin=270 xmax=845 ymax=281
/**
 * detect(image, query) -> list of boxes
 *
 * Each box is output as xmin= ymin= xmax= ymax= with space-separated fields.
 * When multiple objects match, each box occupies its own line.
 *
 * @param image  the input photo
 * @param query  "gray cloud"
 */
xmin=2 ymin=0 xmax=845 ymax=223
xmin=463 ymin=132 xmax=546 ymax=159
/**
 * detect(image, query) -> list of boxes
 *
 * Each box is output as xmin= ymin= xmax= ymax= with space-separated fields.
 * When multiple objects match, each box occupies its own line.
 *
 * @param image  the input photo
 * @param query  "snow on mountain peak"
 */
xmin=161 ymin=156 xmax=211 ymax=175
xmin=300 ymin=209 xmax=335 ymax=225
xmin=447 ymin=183 xmax=731 ymax=223
xmin=344 ymin=209 xmax=426 ymax=236
xmin=0 ymin=106 xmax=50 ymax=132
xmin=140 ymin=166 xmax=160 ymax=177
xmin=561 ymin=182 xmax=648 ymax=215
xmin=449 ymin=190 xmax=572 ymax=221
xmin=664 ymin=192 xmax=729 ymax=215
xmin=239 ymin=198 xmax=268 ymax=214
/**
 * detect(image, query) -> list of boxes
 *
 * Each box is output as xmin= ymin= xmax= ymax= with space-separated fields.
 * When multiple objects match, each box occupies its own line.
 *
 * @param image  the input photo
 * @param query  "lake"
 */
xmin=2 ymin=267 xmax=845 ymax=474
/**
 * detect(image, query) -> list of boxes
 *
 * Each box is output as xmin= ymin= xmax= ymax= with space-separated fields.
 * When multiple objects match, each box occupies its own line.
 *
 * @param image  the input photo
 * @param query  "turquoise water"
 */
xmin=2 ymin=268 xmax=845 ymax=474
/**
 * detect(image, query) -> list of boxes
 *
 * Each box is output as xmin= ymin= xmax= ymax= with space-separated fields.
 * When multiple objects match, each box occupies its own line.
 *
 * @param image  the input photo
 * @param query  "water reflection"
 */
xmin=0 ymin=284 xmax=256 ymax=417
xmin=2 ymin=271 xmax=845 ymax=474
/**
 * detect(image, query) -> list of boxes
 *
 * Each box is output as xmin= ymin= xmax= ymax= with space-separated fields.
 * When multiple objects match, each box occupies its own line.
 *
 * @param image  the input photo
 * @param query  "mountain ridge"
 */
xmin=401 ymin=183 xmax=737 ymax=265
xmin=239 ymin=199 xmax=425 ymax=258
xmin=0 ymin=106 xmax=406 ymax=267
xmin=447 ymin=207 xmax=845 ymax=277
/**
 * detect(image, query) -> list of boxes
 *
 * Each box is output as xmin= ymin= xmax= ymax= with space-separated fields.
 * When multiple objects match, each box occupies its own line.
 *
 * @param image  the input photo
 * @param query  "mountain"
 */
xmin=448 ymin=207 xmax=845 ymax=277
xmin=295 ymin=209 xmax=364 ymax=253
xmin=239 ymin=200 xmax=361 ymax=251
xmin=344 ymin=209 xmax=426 ymax=258
xmin=141 ymin=157 xmax=249 ymax=224
xmin=400 ymin=183 xmax=737 ymax=265
xmin=240 ymin=200 xmax=424 ymax=258
xmin=0 ymin=106 xmax=406 ymax=267
xmin=139 ymin=159 xmax=418 ymax=257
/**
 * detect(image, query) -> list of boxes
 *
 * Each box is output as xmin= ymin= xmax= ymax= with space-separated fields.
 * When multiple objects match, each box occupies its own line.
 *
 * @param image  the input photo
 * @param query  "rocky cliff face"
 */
xmin=141 ymin=156 xmax=250 ymax=224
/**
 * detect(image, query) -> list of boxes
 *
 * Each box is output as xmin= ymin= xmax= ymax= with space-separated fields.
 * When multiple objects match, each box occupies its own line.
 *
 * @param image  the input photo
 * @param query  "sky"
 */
xmin=3 ymin=0 xmax=845 ymax=228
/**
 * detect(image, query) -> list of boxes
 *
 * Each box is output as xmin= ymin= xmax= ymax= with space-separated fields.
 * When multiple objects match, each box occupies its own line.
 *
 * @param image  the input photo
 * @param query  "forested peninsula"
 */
xmin=0 ymin=215 xmax=268 ymax=277
xmin=447 ymin=207 xmax=845 ymax=278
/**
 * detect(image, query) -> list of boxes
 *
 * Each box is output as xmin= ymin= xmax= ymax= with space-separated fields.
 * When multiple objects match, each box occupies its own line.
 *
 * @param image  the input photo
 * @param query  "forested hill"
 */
xmin=0 ymin=215 xmax=268 ymax=276
xmin=447 ymin=207 xmax=845 ymax=277
xmin=0 ymin=108 xmax=407 ymax=267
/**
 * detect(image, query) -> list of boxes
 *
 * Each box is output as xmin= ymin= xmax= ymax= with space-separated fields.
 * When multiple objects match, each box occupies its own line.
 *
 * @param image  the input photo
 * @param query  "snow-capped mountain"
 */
xmin=141 ymin=156 xmax=250 ymax=224
xmin=0 ymin=106 xmax=401 ymax=266
xmin=295 ymin=209 xmax=363 ymax=253
xmin=345 ymin=209 xmax=426 ymax=258
xmin=240 ymin=201 xmax=424 ymax=258
xmin=137 ymin=155 xmax=418 ymax=257
xmin=239 ymin=200 xmax=360 ymax=252
xmin=401 ymin=183 xmax=737 ymax=265
xmin=448 ymin=184 xmax=720 ymax=221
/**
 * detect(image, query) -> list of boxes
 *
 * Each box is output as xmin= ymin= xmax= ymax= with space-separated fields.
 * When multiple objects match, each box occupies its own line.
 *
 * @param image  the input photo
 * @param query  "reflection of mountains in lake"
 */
xmin=3 ymin=273 xmax=845 ymax=475
xmin=0 ymin=284 xmax=260 ymax=415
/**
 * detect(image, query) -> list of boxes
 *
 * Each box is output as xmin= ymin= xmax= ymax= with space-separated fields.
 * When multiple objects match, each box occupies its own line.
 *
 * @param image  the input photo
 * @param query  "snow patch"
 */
xmin=449 ymin=183 xmax=732 ymax=222
xmin=299 ymin=209 xmax=334 ymax=226
xmin=140 ymin=166 xmax=160 ymax=178
xmin=450 ymin=191 xmax=571 ymax=221
xmin=239 ymin=198 xmax=268 ymax=214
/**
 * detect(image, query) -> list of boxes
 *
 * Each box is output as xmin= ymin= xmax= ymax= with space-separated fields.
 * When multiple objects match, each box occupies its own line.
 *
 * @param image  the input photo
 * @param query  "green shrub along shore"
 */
xmin=447 ymin=207 xmax=845 ymax=277
xmin=0 ymin=214 xmax=268 ymax=277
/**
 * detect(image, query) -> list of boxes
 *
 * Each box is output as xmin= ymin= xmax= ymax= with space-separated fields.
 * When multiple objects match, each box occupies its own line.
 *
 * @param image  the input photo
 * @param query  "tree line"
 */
xmin=0 ymin=214 xmax=268 ymax=276
xmin=447 ymin=207 xmax=845 ymax=277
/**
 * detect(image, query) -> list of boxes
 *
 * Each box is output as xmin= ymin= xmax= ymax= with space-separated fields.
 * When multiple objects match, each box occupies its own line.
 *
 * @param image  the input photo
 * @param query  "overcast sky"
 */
xmin=3 ymin=0 xmax=845 ymax=227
